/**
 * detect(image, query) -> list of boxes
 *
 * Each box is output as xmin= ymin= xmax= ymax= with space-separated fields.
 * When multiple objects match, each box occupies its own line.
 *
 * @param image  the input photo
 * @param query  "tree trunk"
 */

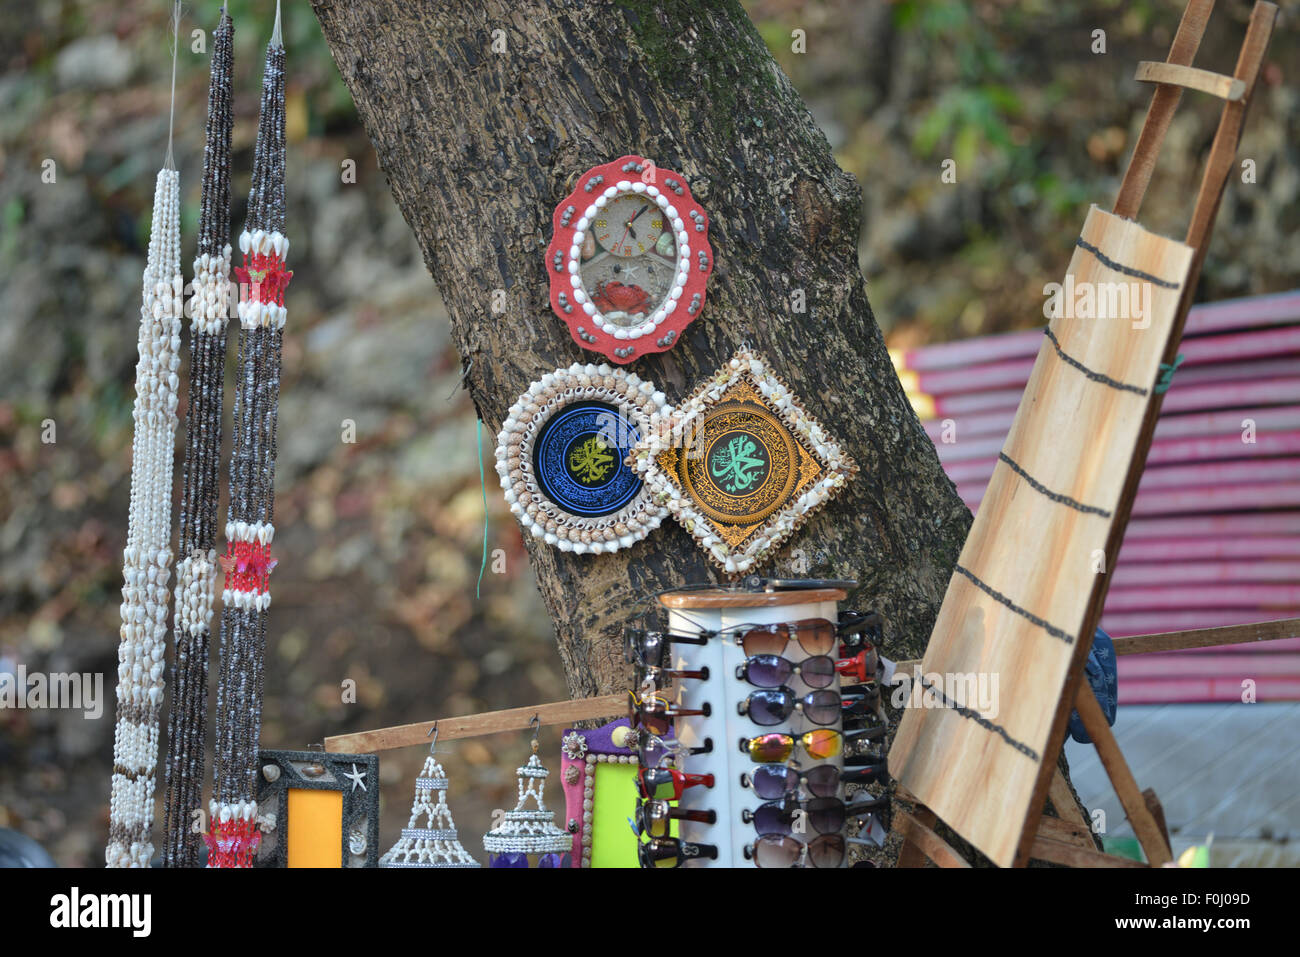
xmin=310 ymin=0 xmax=1089 ymax=863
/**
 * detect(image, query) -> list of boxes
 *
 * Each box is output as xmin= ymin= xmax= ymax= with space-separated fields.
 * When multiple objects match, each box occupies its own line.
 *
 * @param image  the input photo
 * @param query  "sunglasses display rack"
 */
xmin=652 ymin=587 xmax=850 ymax=868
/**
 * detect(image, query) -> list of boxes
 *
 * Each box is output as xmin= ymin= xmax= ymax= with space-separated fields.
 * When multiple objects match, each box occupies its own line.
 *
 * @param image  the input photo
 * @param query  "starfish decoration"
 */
xmin=343 ymin=763 xmax=368 ymax=792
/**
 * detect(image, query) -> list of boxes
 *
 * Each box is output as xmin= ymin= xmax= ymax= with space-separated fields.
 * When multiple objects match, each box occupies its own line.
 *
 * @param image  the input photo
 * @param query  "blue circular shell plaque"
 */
xmin=495 ymin=364 xmax=670 ymax=555
xmin=534 ymin=401 xmax=642 ymax=517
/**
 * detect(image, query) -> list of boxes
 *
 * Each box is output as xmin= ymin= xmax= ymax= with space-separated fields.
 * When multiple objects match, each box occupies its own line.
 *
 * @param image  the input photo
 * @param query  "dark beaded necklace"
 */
xmin=162 ymin=6 xmax=234 ymax=869
xmin=207 ymin=11 xmax=291 ymax=868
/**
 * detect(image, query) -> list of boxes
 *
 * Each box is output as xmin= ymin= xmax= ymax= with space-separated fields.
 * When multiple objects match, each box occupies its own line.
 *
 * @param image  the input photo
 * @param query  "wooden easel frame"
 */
xmin=895 ymin=0 xmax=1277 ymax=869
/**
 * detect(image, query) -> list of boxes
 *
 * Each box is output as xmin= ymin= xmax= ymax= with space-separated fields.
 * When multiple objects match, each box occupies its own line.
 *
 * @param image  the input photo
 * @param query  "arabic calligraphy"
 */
xmin=709 ymin=435 xmax=767 ymax=493
xmin=568 ymin=435 xmax=615 ymax=484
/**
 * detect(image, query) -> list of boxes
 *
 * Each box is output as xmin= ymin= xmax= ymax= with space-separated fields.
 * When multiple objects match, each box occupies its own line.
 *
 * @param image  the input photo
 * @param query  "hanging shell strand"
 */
xmin=107 ymin=166 xmax=184 ymax=868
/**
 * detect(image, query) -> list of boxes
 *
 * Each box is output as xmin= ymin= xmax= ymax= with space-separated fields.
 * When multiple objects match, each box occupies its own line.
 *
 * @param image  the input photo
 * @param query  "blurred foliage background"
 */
xmin=0 ymin=0 xmax=1294 ymax=865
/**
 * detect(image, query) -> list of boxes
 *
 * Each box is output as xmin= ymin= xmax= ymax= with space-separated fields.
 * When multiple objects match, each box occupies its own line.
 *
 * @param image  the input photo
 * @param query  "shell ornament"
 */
xmin=546 ymin=155 xmax=713 ymax=364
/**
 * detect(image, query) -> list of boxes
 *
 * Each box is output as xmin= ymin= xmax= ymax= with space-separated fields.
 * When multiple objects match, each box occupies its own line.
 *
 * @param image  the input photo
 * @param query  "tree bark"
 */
xmin=310 ymin=0 xmax=1088 ymax=863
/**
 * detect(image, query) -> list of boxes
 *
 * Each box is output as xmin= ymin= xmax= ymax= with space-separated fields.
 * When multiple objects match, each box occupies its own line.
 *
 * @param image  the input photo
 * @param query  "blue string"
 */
xmin=476 ymin=418 xmax=488 ymax=599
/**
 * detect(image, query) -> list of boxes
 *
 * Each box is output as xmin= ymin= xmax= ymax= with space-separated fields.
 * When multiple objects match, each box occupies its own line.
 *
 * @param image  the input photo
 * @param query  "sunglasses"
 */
xmin=635 ymin=801 xmax=717 ymax=839
xmin=841 ymin=681 xmax=879 ymax=700
xmin=743 ymin=797 xmax=859 ymax=837
xmin=628 ymin=690 xmax=711 ymax=736
xmin=637 ymin=767 xmax=715 ymax=802
xmin=624 ymin=627 xmax=708 ymax=668
xmin=735 ymin=653 xmax=833 ymax=689
xmin=635 ymin=663 xmax=710 ymax=689
xmin=637 ymin=836 xmax=719 ymax=869
xmin=741 ymin=763 xmax=883 ymax=800
xmin=745 ymin=833 xmax=849 ymax=868
xmin=739 ymin=729 xmax=845 ymax=763
xmin=738 ymin=686 xmax=841 ymax=726
xmin=842 ymin=709 xmax=889 ymax=737
xmin=639 ymin=733 xmax=713 ymax=769
xmin=735 ymin=652 xmax=873 ymax=690
xmin=841 ymin=695 xmax=878 ymax=721
xmin=843 ymin=747 xmax=887 ymax=768
xmin=723 ymin=618 xmax=837 ymax=658
xmin=837 ymin=609 xmax=882 ymax=646
xmin=836 ymin=650 xmax=877 ymax=685
xmin=839 ymin=761 xmax=887 ymax=786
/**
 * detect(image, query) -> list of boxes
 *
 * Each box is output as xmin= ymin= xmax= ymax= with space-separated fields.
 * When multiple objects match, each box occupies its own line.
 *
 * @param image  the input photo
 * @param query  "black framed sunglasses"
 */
xmin=624 ymin=627 xmax=707 ymax=668
xmin=638 ymin=836 xmax=719 ymax=869
xmin=837 ymin=609 xmax=882 ymax=643
xmin=842 ymin=707 xmax=889 ymax=736
xmin=742 ymin=797 xmax=855 ymax=837
xmin=841 ymin=693 xmax=879 ymax=721
xmin=634 ymin=801 xmax=717 ymax=839
xmin=735 ymin=653 xmax=837 ymax=689
xmin=741 ymin=763 xmax=883 ymax=800
xmin=724 ymin=618 xmax=838 ymax=658
xmin=738 ymin=686 xmax=841 ymax=726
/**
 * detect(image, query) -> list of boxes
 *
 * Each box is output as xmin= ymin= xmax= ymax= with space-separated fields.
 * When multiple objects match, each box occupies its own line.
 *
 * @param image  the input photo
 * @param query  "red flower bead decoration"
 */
xmin=546 ymin=155 xmax=713 ymax=364
xmin=235 ymin=253 xmax=293 ymax=306
xmin=204 ymin=817 xmax=262 ymax=868
xmin=220 ymin=540 xmax=276 ymax=596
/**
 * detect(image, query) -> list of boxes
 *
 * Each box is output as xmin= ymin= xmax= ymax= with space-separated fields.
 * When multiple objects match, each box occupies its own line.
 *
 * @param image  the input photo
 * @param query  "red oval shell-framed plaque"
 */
xmin=546 ymin=155 xmax=713 ymax=364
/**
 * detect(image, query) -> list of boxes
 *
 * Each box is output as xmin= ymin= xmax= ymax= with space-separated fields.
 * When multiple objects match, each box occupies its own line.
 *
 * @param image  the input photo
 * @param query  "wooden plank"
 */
xmin=323 ymin=692 xmax=626 ymax=754
xmin=893 ymin=808 xmax=971 ymax=869
xmin=658 ymin=588 xmax=846 ymax=609
xmin=1118 ymin=617 xmax=1299 ymax=655
xmin=891 ymin=617 xmax=1300 ymax=677
xmin=1144 ymin=787 xmax=1173 ymax=850
xmin=1029 ymin=834 xmax=1148 ymax=868
xmin=889 ymin=207 xmax=1193 ymax=868
xmin=1035 ymin=812 xmax=1096 ymax=849
xmin=895 ymin=799 xmax=937 ymax=869
xmin=327 ymin=615 xmax=1296 ymax=754
xmin=1113 ymin=0 xmax=1214 ymax=218
xmin=1182 ymin=3 xmax=1277 ymax=258
xmin=1048 ymin=766 xmax=1093 ymax=834
xmin=1074 ymin=684 xmax=1172 ymax=866
xmin=1135 ymin=61 xmax=1245 ymax=101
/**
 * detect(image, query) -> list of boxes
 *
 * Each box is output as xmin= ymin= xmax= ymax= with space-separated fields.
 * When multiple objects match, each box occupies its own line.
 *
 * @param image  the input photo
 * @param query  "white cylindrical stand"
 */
xmin=659 ymin=588 xmax=846 ymax=868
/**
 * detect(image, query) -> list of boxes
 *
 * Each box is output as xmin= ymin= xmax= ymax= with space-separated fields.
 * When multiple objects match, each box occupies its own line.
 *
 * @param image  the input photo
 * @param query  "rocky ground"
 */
xmin=0 ymin=0 xmax=1295 ymax=865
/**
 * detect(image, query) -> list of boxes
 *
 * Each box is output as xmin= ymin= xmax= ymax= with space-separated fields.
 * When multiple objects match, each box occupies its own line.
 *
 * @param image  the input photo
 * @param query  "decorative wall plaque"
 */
xmin=546 ymin=155 xmax=713 ymax=364
xmin=630 ymin=348 xmax=857 ymax=576
xmin=496 ymin=364 xmax=670 ymax=553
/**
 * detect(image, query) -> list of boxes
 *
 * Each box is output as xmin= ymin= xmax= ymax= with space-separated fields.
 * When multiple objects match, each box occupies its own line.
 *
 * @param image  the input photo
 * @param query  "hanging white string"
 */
xmin=271 ymin=0 xmax=282 ymax=48
xmin=164 ymin=0 xmax=181 ymax=170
